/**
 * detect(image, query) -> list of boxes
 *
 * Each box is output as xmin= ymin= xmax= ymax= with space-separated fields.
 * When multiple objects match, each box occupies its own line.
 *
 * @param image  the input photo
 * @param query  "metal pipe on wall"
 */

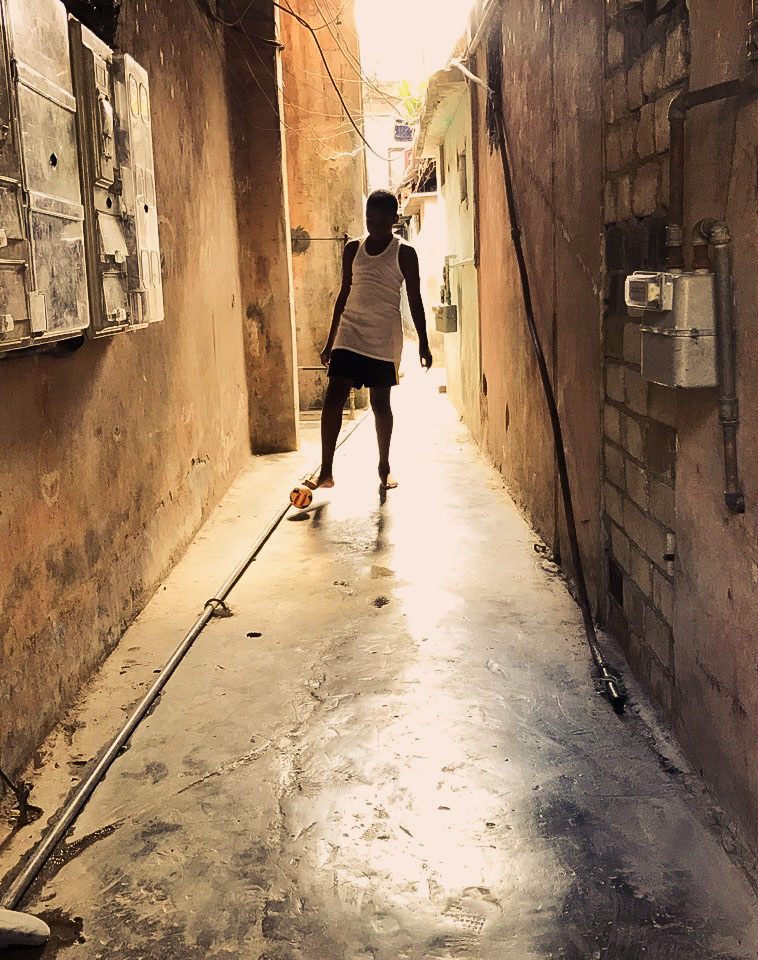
xmin=667 ymin=75 xmax=758 ymax=271
xmin=666 ymin=94 xmax=686 ymax=270
xmin=666 ymin=67 xmax=758 ymax=514
xmin=693 ymin=219 xmax=745 ymax=513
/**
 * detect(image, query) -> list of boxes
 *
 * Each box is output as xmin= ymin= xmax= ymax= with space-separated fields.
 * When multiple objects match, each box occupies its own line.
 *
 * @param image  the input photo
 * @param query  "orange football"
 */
xmin=290 ymin=486 xmax=313 ymax=509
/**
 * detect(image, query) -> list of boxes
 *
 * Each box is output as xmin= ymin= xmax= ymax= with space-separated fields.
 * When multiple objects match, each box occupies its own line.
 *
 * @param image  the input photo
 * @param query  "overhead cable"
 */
xmin=271 ymin=0 xmax=391 ymax=161
xmin=311 ymin=0 xmax=404 ymax=118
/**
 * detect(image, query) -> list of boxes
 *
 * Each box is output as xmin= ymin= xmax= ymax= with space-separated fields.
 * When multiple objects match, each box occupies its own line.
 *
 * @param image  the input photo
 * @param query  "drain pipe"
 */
xmin=666 ymin=66 xmax=758 ymax=513
xmin=692 ymin=219 xmax=745 ymax=513
xmin=0 ymin=413 xmax=368 ymax=912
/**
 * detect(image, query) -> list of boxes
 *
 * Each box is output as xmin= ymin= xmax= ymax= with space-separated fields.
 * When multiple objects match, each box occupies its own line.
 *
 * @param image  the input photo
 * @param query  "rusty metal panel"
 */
xmin=0 ymin=2 xmax=27 ymax=351
xmin=0 ymin=8 xmax=16 ymax=180
xmin=17 ymin=84 xmax=81 ymax=202
xmin=70 ymin=21 xmax=164 ymax=335
xmin=5 ymin=0 xmax=72 ymax=92
xmin=29 ymin=209 xmax=87 ymax=331
xmin=0 ymin=0 xmax=89 ymax=354
xmin=69 ymin=20 xmax=129 ymax=335
xmin=118 ymin=54 xmax=164 ymax=324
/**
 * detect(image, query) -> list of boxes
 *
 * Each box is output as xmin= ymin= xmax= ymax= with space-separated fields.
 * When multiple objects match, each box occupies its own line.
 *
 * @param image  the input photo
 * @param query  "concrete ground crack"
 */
xmin=176 ymin=741 xmax=272 ymax=795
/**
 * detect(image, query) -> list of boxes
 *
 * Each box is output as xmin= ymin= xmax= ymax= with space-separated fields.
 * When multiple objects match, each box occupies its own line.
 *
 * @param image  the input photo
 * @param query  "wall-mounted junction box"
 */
xmin=434 ymin=303 xmax=458 ymax=333
xmin=625 ymin=271 xmax=718 ymax=389
xmin=435 ymin=254 xmax=458 ymax=333
xmin=0 ymin=0 xmax=163 ymax=356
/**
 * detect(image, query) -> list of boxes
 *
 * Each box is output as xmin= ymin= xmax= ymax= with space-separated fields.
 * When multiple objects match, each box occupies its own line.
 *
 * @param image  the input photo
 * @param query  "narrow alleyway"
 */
xmin=5 ymin=364 xmax=758 ymax=959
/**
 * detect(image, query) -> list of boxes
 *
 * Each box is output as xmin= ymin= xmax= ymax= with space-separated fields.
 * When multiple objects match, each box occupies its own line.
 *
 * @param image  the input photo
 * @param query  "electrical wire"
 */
xmin=284 ymin=0 xmax=352 ymax=30
xmin=311 ymin=0 xmax=405 ymax=119
xmin=200 ymin=0 xmax=283 ymax=46
xmin=271 ymin=0 xmax=391 ymax=160
xmin=213 ymin=0 xmax=376 ymax=160
xmin=198 ymin=0 xmax=394 ymax=161
xmin=227 ymin=13 xmax=362 ymax=160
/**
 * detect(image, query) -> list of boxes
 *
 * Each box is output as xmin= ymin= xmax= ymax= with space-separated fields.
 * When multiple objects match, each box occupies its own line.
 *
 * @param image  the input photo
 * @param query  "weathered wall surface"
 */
xmin=438 ymin=89 xmax=481 ymax=440
xmin=472 ymin=22 xmax=555 ymax=550
xmin=602 ymin=0 xmax=758 ymax=855
xmin=472 ymin=0 xmax=604 ymax=602
xmin=280 ymin=0 xmax=365 ymax=411
xmin=602 ymin=0 xmax=685 ymax=715
xmin=227 ymin=4 xmax=299 ymax=450
xmin=1 ymin=0 xmax=250 ymax=774
xmin=676 ymin=0 xmax=758 ymax=853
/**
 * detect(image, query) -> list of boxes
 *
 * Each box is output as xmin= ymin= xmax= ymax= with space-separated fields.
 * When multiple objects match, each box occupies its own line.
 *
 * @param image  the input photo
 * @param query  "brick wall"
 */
xmin=602 ymin=0 xmax=689 ymax=712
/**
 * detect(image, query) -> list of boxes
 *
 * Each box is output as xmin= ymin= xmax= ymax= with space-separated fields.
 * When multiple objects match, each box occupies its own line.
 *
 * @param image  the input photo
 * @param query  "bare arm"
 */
xmin=321 ymin=240 xmax=359 ymax=366
xmin=398 ymin=244 xmax=432 ymax=369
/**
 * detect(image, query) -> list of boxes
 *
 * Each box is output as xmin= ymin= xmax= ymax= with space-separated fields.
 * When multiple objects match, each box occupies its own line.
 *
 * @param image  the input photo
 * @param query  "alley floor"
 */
xmin=2 ymin=364 xmax=758 ymax=959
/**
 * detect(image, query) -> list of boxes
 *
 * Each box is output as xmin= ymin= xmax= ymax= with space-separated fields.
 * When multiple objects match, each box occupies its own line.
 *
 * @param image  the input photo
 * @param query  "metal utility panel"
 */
xmin=116 ymin=54 xmax=164 ymax=324
xmin=434 ymin=304 xmax=458 ymax=333
xmin=626 ymin=271 xmax=718 ymax=389
xmin=0 ymin=0 xmax=89 ymax=355
xmin=70 ymin=21 xmax=130 ymax=335
xmin=70 ymin=22 xmax=163 ymax=334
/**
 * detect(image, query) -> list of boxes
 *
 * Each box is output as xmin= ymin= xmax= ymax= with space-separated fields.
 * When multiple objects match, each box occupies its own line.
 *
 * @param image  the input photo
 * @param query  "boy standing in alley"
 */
xmin=305 ymin=190 xmax=433 ymax=492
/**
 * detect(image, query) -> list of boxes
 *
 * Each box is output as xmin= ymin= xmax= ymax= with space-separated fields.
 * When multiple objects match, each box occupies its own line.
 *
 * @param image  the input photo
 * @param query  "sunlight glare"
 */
xmin=356 ymin=0 xmax=475 ymax=85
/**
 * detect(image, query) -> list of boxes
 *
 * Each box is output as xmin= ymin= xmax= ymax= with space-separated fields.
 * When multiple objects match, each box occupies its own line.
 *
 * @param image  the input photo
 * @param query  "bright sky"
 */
xmin=355 ymin=0 xmax=474 ymax=85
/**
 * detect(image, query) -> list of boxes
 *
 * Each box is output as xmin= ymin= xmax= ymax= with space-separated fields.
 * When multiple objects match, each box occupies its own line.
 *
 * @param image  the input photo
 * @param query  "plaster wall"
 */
xmin=280 ymin=0 xmax=365 ymax=411
xmin=226 ymin=3 xmax=299 ymax=453
xmin=404 ymin=194 xmax=446 ymax=362
xmin=1 ymin=0 xmax=250 ymax=774
xmin=437 ymin=91 xmax=481 ymax=440
xmin=472 ymin=0 xmax=604 ymax=602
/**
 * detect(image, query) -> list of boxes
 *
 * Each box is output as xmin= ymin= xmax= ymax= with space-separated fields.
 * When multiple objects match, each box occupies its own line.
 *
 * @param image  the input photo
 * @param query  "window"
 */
xmin=458 ymin=150 xmax=468 ymax=204
xmin=394 ymin=120 xmax=413 ymax=142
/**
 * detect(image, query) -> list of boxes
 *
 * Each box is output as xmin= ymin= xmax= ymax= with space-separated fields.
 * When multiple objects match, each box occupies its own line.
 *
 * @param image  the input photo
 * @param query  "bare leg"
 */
xmin=306 ymin=376 xmax=352 ymax=488
xmin=370 ymin=387 xmax=397 ymax=488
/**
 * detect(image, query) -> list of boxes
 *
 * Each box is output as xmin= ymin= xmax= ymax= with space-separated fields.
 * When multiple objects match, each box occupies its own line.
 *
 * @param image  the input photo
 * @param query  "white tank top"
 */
xmin=333 ymin=236 xmax=405 ymax=364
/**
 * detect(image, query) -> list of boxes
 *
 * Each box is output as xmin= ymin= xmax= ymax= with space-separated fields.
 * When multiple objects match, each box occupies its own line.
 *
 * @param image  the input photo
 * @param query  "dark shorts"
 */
xmin=328 ymin=349 xmax=399 ymax=389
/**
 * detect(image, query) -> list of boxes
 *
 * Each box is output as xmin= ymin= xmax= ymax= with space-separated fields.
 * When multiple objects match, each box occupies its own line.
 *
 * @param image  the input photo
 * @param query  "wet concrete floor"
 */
xmin=3 ymin=366 xmax=758 ymax=958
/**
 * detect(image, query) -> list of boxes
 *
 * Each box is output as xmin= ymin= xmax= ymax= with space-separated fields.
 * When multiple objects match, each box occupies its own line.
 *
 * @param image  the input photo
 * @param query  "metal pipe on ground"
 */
xmin=0 ymin=413 xmax=368 ymax=912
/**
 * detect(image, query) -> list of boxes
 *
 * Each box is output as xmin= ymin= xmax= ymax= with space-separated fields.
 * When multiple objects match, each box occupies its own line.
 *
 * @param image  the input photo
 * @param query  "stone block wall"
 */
xmin=601 ymin=0 xmax=689 ymax=712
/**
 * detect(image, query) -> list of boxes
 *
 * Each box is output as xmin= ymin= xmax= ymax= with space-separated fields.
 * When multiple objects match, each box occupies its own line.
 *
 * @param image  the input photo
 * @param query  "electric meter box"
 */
xmin=119 ymin=54 xmax=164 ymax=324
xmin=69 ymin=20 xmax=163 ymax=334
xmin=0 ymin=0 xmax=89 ymax=355
xmin=0 ymin=0 xmax=163 ymax=357
xmin=434 ymin=303 xmax=458 ymax=333
xmin=625 ymin=271 xmax=718 ymax=389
